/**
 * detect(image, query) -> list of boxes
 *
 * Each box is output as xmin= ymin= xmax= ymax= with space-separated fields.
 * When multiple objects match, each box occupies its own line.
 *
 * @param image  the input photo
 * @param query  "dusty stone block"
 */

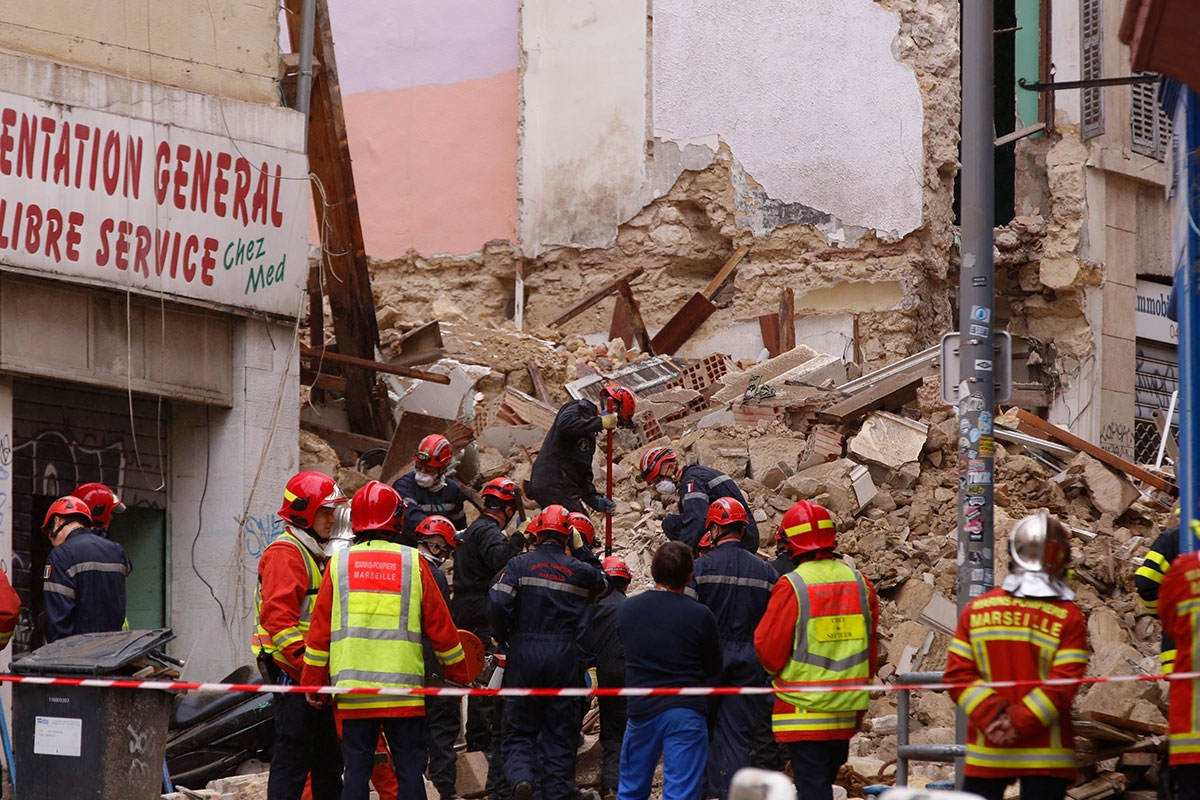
xmin=712 ymin=344 xmax=822 ymax=404
xmin=846 ymin=756 xmax=885 ymax=779
xmin=457 ymin=750 xmax=491 ymax=797
xmin=849 ymin=411 xmax=928 ymax=470
xmin=761 ymin=465 xmax=789 ymax=490
xmin=798 ymin=425 xmax=845 ymax=469
xmin=1087 ymin=608 xmax=1129 ymax=651
xmin=1080 ymin=642 xmax=1162 ymax=717
xmin=1069 ymin=452 xmax=1140 ymax=517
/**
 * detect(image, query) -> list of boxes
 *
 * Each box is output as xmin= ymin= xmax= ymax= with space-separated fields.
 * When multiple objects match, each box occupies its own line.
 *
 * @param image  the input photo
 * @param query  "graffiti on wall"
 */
xmin=12 ymin=428 xmax=128 ymax=498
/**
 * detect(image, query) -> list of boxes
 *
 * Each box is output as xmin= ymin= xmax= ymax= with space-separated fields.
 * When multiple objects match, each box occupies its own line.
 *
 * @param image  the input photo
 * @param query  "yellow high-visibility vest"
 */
xmin=771 ymin=559 xmax=872 ymax=736
xmin=253 ymin=530 xmax=321 ymax=666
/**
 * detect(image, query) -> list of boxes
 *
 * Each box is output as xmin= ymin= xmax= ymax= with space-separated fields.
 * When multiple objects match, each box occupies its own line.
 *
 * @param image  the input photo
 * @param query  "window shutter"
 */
xmin=1130 ymin=74 xmax=1173 ymax=161
xmin=1080 ymin=0 xmax=1103 ymax=139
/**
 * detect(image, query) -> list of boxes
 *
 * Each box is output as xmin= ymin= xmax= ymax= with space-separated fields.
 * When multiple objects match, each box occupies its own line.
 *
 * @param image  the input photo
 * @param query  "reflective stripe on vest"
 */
xmin=253 ymin=530 xmax=322 ymax=658
xmin=327 ymin=541 xmax=426 ymax=711
xmin=966 ymin=734 xmax=1075 ymax=771
xmin=772 ymin=560 xmax=871 ymax=722
xmin=1169 ymin=596 xmax=1200 ymax=757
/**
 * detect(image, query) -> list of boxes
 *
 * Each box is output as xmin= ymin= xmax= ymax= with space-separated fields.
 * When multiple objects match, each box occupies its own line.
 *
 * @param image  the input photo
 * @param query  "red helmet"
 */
xmin=279 ymin=471 xmax=348 ymax=529
xmin=481 ymin=477 xmax=519 ymax=507
xmin=528 ymin=505 xmax=572 ymax=540
xmin=705 ymin=497 xmax=748 ymax=530
xmin=567 ymin=512 xmax=597 ymax=547
xmin=416 ymin=434 xmax=453 ymax=470
xmin=351 ymin=480 xmax=406 ymax=534
xmin=697 ymin=530 xmax=715 ymax=554
xmin=71 ymin=482 xmax=126 ymax=529
xmin=599 ymin=385 xmax=636 ymax=424
xmin=416 ymin=515 xmax=457 ymax=549
xmin=639 ymin=447 xmax=677 ymax=484
xmin=43 ymin=496 xmax=92 ymax=534
xmin=602 ymin=555 xmax=631 ymax=581
xmin=778 ymin=500 xmax=836 ymax=557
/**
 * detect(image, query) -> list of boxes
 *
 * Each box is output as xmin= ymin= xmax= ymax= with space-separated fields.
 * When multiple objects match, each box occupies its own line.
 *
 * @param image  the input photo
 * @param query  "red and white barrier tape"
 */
xmin=0 ymin=669 xmax=1194 ymax=698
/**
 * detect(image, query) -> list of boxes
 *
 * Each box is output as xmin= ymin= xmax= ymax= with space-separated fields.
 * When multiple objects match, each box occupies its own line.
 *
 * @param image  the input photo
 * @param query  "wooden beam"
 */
xmin=300 ymin=345 xmax=451 ymax=384
xmin=548 ymin=266 xmax=645 ymax=328
xmin=816 ymin=373 xmax=923 ymax=424
xmin=526 ymin=361 xmax=552 ymax=405
xmin=284 ymin=0 xmax=380 ymax=437
xmin=758 ymin=313 xmax=781 ymax=358
xmin=778 ymin=287 xmax=795 ymax=352
xmin=300 ymin=420 xmax=390 ymax=454
xmin=703 ymin=245 xmax=751 ymax=299
xmin=615 ymin=280 xmax=653 ymax=354
xmin=1013 ymin=408 xmax=1176 ymax=494
xmin=299 ymin=369 xmax=348 ymax=393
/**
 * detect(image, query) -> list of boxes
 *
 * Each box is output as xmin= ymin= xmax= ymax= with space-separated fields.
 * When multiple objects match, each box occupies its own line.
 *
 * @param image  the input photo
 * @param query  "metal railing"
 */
xmin=895 ymin=671 xmax=964 ymax=787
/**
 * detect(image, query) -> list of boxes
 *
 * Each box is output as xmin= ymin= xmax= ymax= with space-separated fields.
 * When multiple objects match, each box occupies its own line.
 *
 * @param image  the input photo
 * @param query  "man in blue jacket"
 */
xmin=41 ymin=495 xmax=131 ymax=643
xmin=489 ymin=505 xmax=606 ymax=800
xmin=639 ymin=446 xmax=761 ymax=552
xmin=392 ymin=433 xmax=468 ymax=542
xmin=688 ymin=499 xmax=778 ymax=800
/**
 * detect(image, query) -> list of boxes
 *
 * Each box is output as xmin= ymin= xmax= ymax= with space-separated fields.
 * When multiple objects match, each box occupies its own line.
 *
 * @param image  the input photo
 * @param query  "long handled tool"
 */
xmin=605 ymin=428 xmax=614 ymax=557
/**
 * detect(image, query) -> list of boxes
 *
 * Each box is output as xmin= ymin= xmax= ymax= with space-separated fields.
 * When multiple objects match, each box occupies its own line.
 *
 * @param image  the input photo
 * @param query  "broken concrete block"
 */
xmin=846 ymin=756 xmax=885 ymax=780
xmin=457 ymin=750 xmax=491 ymax=797
xmin=784 ymin=458 xmax=861 ymax=515
xmin=1079 ymin=642 xmax=1162 ymax=718
xmin=848 ymin=411 xmax=929 ymax=470
xmin=775 ymin=352 xmax=847 ymax=389
xmin=798 ymin=425 xmax=845 ymax=470
xmin=712 ymin=344 xmax=822 ymax=404
xmin=761 ymin=465 xmax=789 ymax=490
xmin=1070 ymin=452 xmax=1140 ymax=517
xmin=849 ymin=463 xmax=877 ymax=510
xmin=1087 ymin=608 xmax=1129 ymax=651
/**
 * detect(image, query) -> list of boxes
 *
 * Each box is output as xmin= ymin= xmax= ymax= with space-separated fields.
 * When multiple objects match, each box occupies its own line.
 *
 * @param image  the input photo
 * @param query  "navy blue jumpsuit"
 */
xmin=527 ymin=399 xmax=605 ymax=514
xmin=663 ymin=464 xmax=761 ymax=553
xmin=421 ymin=551 xmax=461 ymax=800
xmin=583 ymin=587 xmax=627 ymax=797
xmin=489 ymin=540 xmax=606 ymax=800
xmin=687 ymin=539 xmax=778 ymax=800
xmin=392 ymin=472 xmax=468 ymax=540
xmin=43 ymin=526 xmax=132 ymax=643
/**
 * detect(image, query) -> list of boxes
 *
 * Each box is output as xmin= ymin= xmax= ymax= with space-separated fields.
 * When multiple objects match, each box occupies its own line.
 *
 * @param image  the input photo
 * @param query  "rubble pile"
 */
xmin=301 ymin=321 xmax=1178 ymax=797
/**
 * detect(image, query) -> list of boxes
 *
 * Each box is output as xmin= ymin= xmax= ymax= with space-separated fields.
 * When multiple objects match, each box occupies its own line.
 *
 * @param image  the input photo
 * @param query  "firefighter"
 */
xmin=639 ymin=446 xmax=761 ymax=553
xmin=254 ymin=471 xmax=347 ymax=800
xmin=584 ymin=555 xmax=632 ymax=800
xmin=70 ymin=482 xmax=126 ymax=537
xmin=452 ymin=476 xmax=525 ymax=799
xmin=489 ymin=505 xmax=607 ymax=800
xmin=688 ymin=498 xmax=778 ymax=800
xmin=1157 ymin=537 xmax=1200 ymax=800
xmin=415 ymin=515 xmax=465 ymax=800
xmin=567 ymin=510 xmax=603 ymax=564
xmin=392 ymin=434 xmax=468 ymax=542
xmin=753 ymin=501 xmax=878 ymax=800
xmin=41 ymin=496 xmax=132 ymax=644
xmin=944 ymin=511 xmax=1088 ymax=800
xmin=527 ymin=386 xmax=636 ymax=515
xmin=1135 ymin=518 xmax=1180 ymax=674
xmin=302 ymin=481 xmax=469 ymax=800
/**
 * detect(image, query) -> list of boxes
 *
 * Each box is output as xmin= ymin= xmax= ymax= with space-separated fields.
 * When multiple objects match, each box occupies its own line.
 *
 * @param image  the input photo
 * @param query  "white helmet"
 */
xmin=1002 ymin=511 xmax=1074 ymax=600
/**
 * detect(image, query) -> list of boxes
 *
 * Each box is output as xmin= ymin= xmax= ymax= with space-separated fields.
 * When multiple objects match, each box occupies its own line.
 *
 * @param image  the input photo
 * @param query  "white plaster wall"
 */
xmin=1051 ymin=0 xmax=1083 ymax=127
xmin=519 ymin=0 xmax=648 ymax=256
xmin=653 ymin=0 xmax=924 ymax=237
xmin=170 ymin=318 xmax=299 ymax=681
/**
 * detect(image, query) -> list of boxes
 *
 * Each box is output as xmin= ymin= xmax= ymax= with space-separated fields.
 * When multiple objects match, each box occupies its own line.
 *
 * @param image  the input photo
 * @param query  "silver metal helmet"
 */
xmin=1008 ymin=511 xmax=1070 ymax=576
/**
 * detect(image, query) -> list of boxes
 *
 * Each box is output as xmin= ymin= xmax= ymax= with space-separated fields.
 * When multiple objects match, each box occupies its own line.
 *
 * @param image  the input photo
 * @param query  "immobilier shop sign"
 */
xmin=0 ymin=88 xmax=307 ymax=317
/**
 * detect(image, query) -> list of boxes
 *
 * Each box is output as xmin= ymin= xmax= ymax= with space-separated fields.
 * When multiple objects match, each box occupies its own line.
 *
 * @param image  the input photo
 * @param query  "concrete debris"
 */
xmin=299 ymin=297 xmax=1179 ymax=794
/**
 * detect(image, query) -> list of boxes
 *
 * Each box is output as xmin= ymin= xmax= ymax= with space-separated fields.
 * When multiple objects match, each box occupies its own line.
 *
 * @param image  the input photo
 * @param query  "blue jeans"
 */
xmin=617 ymin=708 xmax=707 ymax=800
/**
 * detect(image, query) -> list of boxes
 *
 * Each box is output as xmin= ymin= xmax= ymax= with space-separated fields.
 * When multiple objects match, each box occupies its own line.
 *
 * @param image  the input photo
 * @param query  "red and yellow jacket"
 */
xmin=754 ymin=558 xmax=879 ymax=742
xmin=944 ymin=587 xmax=1087 ymax=779
xmin=254 ymin=530 xmax=324 ymax=681
xmin=0 ymin=569 xmax=19 ymax=650
xmin=301 ymin=539 xmax=469 ymax=718
xmin=1158 ymin=550 xmax=1200 ymax=765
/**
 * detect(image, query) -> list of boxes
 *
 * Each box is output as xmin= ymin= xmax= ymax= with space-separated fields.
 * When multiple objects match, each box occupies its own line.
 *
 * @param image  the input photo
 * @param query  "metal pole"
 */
xmin=956 ymin=0 xmax=996 ymax=784
xmin=1181 ymin=88 xmax=1200 ymax=556
xmin=295 ymin=0 xmax=317 ymax=139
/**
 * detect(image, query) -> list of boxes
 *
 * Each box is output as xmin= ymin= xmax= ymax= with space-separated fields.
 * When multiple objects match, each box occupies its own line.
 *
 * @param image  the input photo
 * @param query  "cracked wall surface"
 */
xmin=370 ymin=0 xmax=963 ymax=371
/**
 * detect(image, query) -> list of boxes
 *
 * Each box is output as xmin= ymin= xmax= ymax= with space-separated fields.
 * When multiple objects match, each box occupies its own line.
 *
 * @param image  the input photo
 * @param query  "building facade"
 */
xmin=0 ymin=1 xmax=306 ymax=681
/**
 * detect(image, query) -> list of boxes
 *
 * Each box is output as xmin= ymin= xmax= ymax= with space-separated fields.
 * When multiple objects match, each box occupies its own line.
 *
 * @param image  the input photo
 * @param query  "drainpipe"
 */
xmin=295 ymin=0 xmax=317 ymax=139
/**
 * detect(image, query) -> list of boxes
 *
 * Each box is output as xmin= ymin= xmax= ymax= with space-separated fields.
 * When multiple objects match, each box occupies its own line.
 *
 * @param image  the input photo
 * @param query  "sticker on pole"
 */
xmin=34 ymin=715 xmax=82 ymax=757
xmin=939 ymin=331 xmax=1013 ymax=405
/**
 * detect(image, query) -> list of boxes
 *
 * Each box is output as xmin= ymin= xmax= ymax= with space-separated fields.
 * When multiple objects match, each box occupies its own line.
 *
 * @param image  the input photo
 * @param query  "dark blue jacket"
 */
xmin=583 ymin=589 xmax=626 ymax=674
xmin=43 ymin=527 xmax=131 ymax=643
xmin=527 ymin=399 xmax=604 ymax=513
xmin=688 ymin=540 xmax=778 ymax=685
xmin=392 ymin=472 xmax=468 ymax=540
xmin=663 ymin=464 xmax=761 ymax=553
xmin=618 ymin=589 xmax=722 ymax=720
xmin=488 ymin=541 xmax=606 ymax=646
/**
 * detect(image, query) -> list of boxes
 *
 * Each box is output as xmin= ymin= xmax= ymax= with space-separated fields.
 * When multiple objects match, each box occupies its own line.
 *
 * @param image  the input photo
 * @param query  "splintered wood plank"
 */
xmin=816 ymin=373 xmax=923 ymax=424
xmin=549 ymin=267 xmax=646 ymax=328
xmin=1084 ymin=711 xmax=1168 ymax=736
xmin=651 ymin=293 xmax=715 ymax=355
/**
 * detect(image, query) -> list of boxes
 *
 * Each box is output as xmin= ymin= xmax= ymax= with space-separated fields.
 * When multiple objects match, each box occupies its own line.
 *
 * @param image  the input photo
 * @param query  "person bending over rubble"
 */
xmin=639 ymin=446 xmax=761 ymax=553
xmin=944 ymin=511 xmax=1088 ymax=800
xmin=528 ymin=386 xmax=636 ymax=515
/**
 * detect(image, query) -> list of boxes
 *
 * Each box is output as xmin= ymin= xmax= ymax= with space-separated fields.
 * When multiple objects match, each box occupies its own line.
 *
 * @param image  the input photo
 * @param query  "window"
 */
xmin=1130 ymin=74 xmax=1173 ymax=161
xmin=1081 ymin=0 xmax=1103 ymax=139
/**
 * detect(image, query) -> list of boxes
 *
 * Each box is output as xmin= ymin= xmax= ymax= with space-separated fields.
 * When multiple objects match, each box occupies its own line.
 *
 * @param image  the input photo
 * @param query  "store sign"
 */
xmin=0 ymin=88 xmax=307 ymax=316
xmin=1136 ymin=279 xmax=1177 ymax=345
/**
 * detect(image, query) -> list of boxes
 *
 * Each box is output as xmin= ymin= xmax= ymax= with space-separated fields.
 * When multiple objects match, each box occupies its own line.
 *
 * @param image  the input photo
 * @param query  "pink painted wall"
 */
xmin=315 ymin=0 xmax=519 ymax=258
